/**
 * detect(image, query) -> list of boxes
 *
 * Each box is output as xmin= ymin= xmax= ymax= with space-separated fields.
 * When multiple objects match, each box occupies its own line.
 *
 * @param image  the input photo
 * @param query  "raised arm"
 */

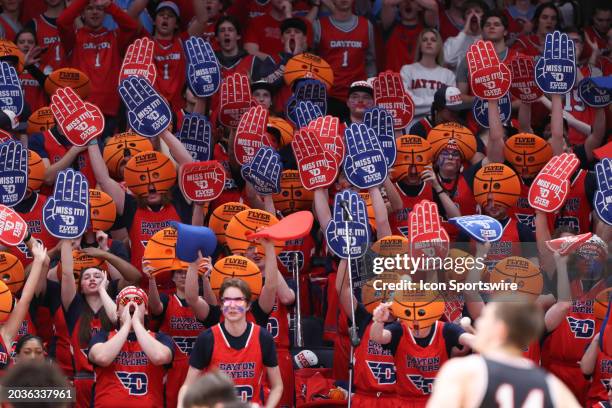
xmin=57 ymin=0 xmax=88 ymax=52
xmin=87 ymin=142 xmax=126 ymax=214
xmin=482 ymin=99 xmax=505 ymax=165
xmin=144 ymin=262 xmax=164 ymax=317
xmin=257 ymin=239 xmax=280 ymax=314
xmin=544 ymin=252 xmax=572 ymax=332
xmin=335 ymin=258 xmax=356 ymax=319
xmin=368 ymin=185 xmax=392 ymax=237
xmin=161 ymin=129 xmax=194 ymax=167
xmin=464 ymin=241 xmax=489 ymax=319
xmin=550 ymin=94 xmax=565 ymax=156
xmin=381 ymin=0 xmax=402 ymax=31
xmin=132 ymin=307 xmax=173 ymax=365
xmin=369 ymin=302 xmax=393 ymax=344
xmin=313 ymin=187 xmax=332 ymax=232
xmin=184 ymin=256 xmax=211 ymax=321
xmin=44 ymin=146 xmax=87 ymax=185
xmin=535 ymin=210 xmax=555 ymax=275
xmin=584 ymin=107 xmax=605 ymax=163
xmin=60 ymin=240 xmax=77 ymax=311
xmin=98 ymin=274 xmax=118 ymax=325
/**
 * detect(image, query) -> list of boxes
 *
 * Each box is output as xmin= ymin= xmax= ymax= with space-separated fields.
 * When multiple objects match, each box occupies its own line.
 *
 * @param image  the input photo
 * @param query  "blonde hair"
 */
xmin=415 ymin=28 xmax=445 ymax=66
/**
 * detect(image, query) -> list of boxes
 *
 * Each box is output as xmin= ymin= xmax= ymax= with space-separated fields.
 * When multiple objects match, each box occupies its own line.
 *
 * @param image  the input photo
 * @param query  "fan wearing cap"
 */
xmin=88 ymin=286 xmax=174 ymax=407
xmin=23 ymin=0 xmax=67 ymax=73
xmin=251 ymin=80 xmax=275 ymax=111
xmin=346 ymin=80 xmax=375 ymax=125
xmin=179 ymin=276 xmax=282 ymax=408
xmin=408 ymin=85 xmax=471 ymax=138
xmin=57 ymin=0 xmax=139 ymax=125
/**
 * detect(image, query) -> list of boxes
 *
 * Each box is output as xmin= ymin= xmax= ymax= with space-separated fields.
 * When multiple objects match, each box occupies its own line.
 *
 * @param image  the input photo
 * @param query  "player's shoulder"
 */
xmin=440 ymin=354 xmax=485 ymax=377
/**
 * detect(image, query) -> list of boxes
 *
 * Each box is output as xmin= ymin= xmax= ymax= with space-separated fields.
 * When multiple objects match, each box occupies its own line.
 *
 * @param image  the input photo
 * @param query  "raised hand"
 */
xmin=180 ymin=161 xmax=226 ymax=203
xmin=363 ymin=107 xmax=396 ymax=167
xmin=118 ymin=37 xmax=157 ymax=85
xmin=286 ymin=79 xmax=327 ymax=126
xmin=292 ymin=128 xmax=338 ymax=190
xmin=528 ymin=153 xmax=579 ymax=212
xmin=509 ymin=55 xmax=542 ymax=103
xmin=51 ymin=87 xmax=104 ymax=145
xmin=595 ymin=158 xmax=612 ymax=225
xmin=467 ymin=40 xmax=512 ymax=99
xmin=472 ymin=93 xmax=512 ymax=128
xmin=185 ymin=36 xmax=221 ymax=97
xmin=373 ymin=71 xmax=414 ymax=129
xmin=0 ymin=140 xmax=27 ymax=206
xmin=578 ymin=77 xmax=611 ymax=108
xmin=43 ymin=168 xmax=90 ymax=239
xmin=343 ymin=123 xmax=387 ymax=188
xmin=535 ymin=31 xmax=576 ymax=94
xmin=410 ymin=200 xmax=449 ymax=259
xmin=295 ymin=100 xmax=323 ymax=129
xmin=0 ymin=61 xmax=24 ymax=115
xmin=234 ymin=105 xmax=272 ymax=165
xmin=119 ymin=76 xmax=172 ymax=138
xmin=219 ymin=73 xmax=253 ymax=128
xmin=178 ymin=113 xmax=212 ymax=161
xmin=307 ymin=115 xmax=344 ymax=165
xmin=325 ymin=189 xmax=371 ymax=259
xmin=0 ymin=204 xmax=27 ymax=246
xmin=241 ymin=146 xmax=282 ymax=195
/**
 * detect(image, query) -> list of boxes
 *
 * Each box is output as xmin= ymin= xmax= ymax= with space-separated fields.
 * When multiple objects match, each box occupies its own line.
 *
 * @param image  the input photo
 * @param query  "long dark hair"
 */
xmin=532 ymin=2 xmax=561 ymax=33
xmin=76 ymin=269 xmax=114 ymax=347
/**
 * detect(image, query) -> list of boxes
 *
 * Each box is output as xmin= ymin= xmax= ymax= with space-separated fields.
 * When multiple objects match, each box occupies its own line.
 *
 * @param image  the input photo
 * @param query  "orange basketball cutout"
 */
xmin=594 ymin=288 xmax=612 ymax=320
xmin=27 ymin=150 xmax=45 ymax=194
xmin=268 ymin=117 xmax=294 ymax=147
xmin=427 ymin=122 xmax=477 ymax=161
xmin=124 ymin=151 xmax=177 ymax=197
xmin=283 ymin=53 xmax=334 ymax=90
xmin=489 ymin=256 xmax=543 ymax=299
xmin=210 ymin=255 xmax=262 ymax=300
xmin=225 ymin=209 xmax=283 ymax=255
xmin=103 ymin=132 xmax=154 ymax=178
xmin=44 ymin=68 xmax=91 ymax=99
xmin=89 ymin=189 xmax=116 ymax=232
xmin=391 ymin=135 xmax=433 ymax=182
xmin=0 ymin=40 xmax=25 ymax=73
xmin=209 ymin=202 xmax=251 ymax=245
xmin=0 ymin=252 xmax=24 ymax=294
xmin=0 ymin=280 xmax=14 ymax=322
xmin=504 ymin=133 xmax=553 ymax=178
xmin=362 ymin=272 xmax=400 ymax=313
xmin=27 ymin=106 xmax=55 ymax=134
xmin=273 ymin=170 xmax=314 ymax=215
xmin=473 ymin=163 xmax=521 ymax=208
xmin=391 ymin=290 xmax=445 ymax=330
xmin=143 ymin=227 xmax=189 ymax=276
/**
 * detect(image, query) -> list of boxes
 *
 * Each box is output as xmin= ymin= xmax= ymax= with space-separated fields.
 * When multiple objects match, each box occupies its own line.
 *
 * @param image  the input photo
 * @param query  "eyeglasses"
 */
xmin=119 ymin=296 xmax=144 ymax=306
xmin=221 ymin=297 xmax=247 ymax=306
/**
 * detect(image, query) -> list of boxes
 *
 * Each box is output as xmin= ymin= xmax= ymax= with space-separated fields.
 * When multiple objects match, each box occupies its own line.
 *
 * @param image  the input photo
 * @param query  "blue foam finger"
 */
xmin=578 ymin=78 xmax=612 ymax=108
xmin=186 ymin=37 xmax=221 ymax=97
xmin=535 ymin=31 xmax=576 ymax=94
xmin=171 ymin=222 xmax=217 ymax=262
xmin=449 ymin=215 xmax=503 ymax=242
xmin=295 ymin=101 xmax=323 ymax=129
xmin=240 ymin=146 xmax=282 ymax=195
xmin=325 ymin=190 xmax=371 ymax=259
xmin=364 ymin=107 xmax=396 ymax=167
xmin=43 ymin=169 xmax=90 ymax=239
xmin=472 ymin=93 xmax=512 ymax=128
xmin=342 ymin=123 xmax=388 ymax=189
xmin=0 ymin=62 xmax=24 ymax=115
xmin=179 ymin=113 xmax=212 ymax=161
xmin=120 ymin=77 xmax=172 ymax=138
xmin=594 ymin=158 xmax=612 ymax=226
xmin=0 ymin=140 xmax=27 ymax=206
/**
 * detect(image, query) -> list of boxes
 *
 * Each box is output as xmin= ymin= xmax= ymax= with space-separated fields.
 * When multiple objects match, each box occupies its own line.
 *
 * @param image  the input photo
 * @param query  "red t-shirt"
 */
xmin=384 ymin=22 xmax=423 ymax=72
xmin=244 ymin=13 xmax=283 ymax=57
xmin=153 ymin=36 xmax=187 ymax=112
xmin=32 ymin=14 xmax=67 ymax=72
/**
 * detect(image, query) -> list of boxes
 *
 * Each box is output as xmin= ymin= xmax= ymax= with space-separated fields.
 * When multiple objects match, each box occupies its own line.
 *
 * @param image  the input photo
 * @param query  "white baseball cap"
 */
xmin=294 ymin=349 xmax=319 ymax=368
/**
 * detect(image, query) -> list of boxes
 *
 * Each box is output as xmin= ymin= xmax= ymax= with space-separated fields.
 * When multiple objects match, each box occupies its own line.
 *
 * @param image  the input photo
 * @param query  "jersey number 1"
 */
xmin=496 ymin=384 xmax=544 ymax=408
xmin=341 ymin=51 xmax=348 ymax=68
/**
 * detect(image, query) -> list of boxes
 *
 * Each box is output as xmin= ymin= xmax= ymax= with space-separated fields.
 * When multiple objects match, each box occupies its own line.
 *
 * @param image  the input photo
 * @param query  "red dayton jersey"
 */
xmin=395 ymin=321 xmax=448 ymax=405
xmin=41 ymin=129 xmax=96 ymax=187
xmin=587 ymin=350 xmax=612 ymax=408
xmin=20 ymin=70 xmax=47 ymax=112
xmin=153 ymin=37 xmax=187 ymax=112
xmin=93 ymin=331 xmax=168 ymax=408
xmin=9 ymin=194 xmax=59 ymax=266
xmin=209 ymin=323 xmax=265 ymax=404
xmin=354 ymin=322 xmax=396 ymax=397
xmin=483 ymin=217 xmax=522 ymax=271
xmin=389 ymin=182 xmax=433 ymax=238
xmin=554 ymin=169 xmax=591 ymax=234
xmin=440 ymin=176 xmax=476 ymax=240
xmin=512 ymin=34 xmax=543 ymax=58
xmin=384 ymin=22 xmax=424 ymax=72
xmin=513 ymin=181 xmax=536 ymax=231
xmin=267 ymin=299 xmax=290 ymax=350
xmin=317 ymin=16 xmax=370 ymax=101
xmin=565 ymin=65 xmax=597 ymax=146
xmin=244 ymin=14 xmax=283 ymax=57
xmin=32 ymin=15 xmax=66 ymax=72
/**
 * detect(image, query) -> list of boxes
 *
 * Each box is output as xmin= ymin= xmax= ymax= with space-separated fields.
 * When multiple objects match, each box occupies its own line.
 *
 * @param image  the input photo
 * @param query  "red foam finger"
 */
xmin=245 ymin=211 xmax=314 ymax=241
xmin=545 ymin=232 xmax=592 ymax=256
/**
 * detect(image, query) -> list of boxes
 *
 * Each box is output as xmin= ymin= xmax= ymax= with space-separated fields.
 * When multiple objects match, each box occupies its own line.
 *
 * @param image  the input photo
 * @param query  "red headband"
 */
xmin=116 ymin=286 xmax=149 ymax=307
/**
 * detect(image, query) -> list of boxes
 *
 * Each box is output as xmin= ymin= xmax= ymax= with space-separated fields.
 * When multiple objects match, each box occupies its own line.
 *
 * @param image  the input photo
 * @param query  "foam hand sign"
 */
xmin=509 ymin=55 xmax=543 ymax=103
xmin=545 ymin=232 xmax=593 ymax=256
xmin=535 ymin=31 xmax=576 ymax=94
xmin=307 ymin=115 xmax=344 ymax=165
xmin=118 ymin=37 xmax=156 ymax=86
xmin=409 ymin=200 xmax=449 ymax=259
xmin=364 ymin=107 xmax=396 ymax=167
xmin=0 ymin=205 xmax=27 ymax=246
xmin=595 ymin=158 xmax=612 ymax=225
xmin=185 ymin=36 xmax=221 ymax=97
xmin=43 ymin=169 xmax=89 ymax=239
xmin=51 ymin=87 xmax=104 ymax=146
xmin=373 ymin=71 xmax=414 ymax=129
xmin=241 ymin=146 xmax=282 ymax=195
xmin=286 ymin=79 xmax=327 ymax=126
xmin=467 ymin=40 xmax=512 ymax=99
xmin=0 ymin=140 xmax=27 ymax=207
xmin=0 ymin=61 xmax=23 ymax=115
xmin=528 ymin=153 xmax=579 ymax=212
xmin=179 ymin=161 xmax=225 ymax=203
xmin=119 ymin=77 xmax=172 ymax=138
xmin=179 ymin=113 xmax=212 ymax=161
xmin=449 ymin=215 xmax=503 ymax=243
xmin=0 ymin=130 xmax=10 ymax=144
xmin=295 ymin=101 xmax=323 ymax=129
xmin=472 ymin=93 xmax=512 ymax=128
xmin=292 ymin=128 xmax=339 ymax=190
xmin=235 ymin=105 xmax=272 ymax=165
xmin=220 ymin=73 xmax=253 ymax=128
xmin=578 ymin=78 xmax=611 ymax=108
xmin=325 ymin=189 xmax=370 ymax=259
xmin=343 ymin=123 xmax=387 ymax=188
